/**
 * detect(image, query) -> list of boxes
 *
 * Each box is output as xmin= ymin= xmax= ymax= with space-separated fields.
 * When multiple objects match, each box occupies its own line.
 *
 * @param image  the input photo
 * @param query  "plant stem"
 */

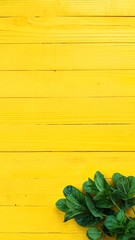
xmin=110 ymin=196 xmax=130 ymax=219
xmin=132 ymin=206 xmax=135 ymax=215
xmin=110 ymin=196 xmax=121 ymax=211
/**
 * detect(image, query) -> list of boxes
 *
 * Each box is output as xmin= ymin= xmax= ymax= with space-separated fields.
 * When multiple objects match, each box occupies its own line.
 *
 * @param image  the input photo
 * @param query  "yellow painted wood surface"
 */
xmin=1 ymin=43 xmax=135 ymax=70
xmin=0 ymin=0 xmax=135 ymax=240
xmin=0 ymin=71 xmax=135 ymax=97
xmin=0 ymin=98 xmax=135 ymax=124
xmin=1 ymin=17 xmax=135 ymax=43
xmin=0 ymin=1 xmax=135 ymax=16
xmin=0 ymin=124 xmax=135 ymax=151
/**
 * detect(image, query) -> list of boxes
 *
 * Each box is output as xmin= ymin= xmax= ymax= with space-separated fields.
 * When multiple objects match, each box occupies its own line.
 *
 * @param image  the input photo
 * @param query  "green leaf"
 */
xmin=125 ymin=197 xmax=135 ymax=209
xmin=55 ymin=171 xmax=135 ymax=238
xmin=113 ymin=175 xmax=135 ymax=201
xmin=85 ymin=194 xmax=104 ymax=219
xmin=93 ymin=191 xmax=107 ymax=201
xmin=104 ymin=215 xmax=118 ymax=231
xmin=128 ymin=176 xmax=135 ymax=198
xmin=75 ymin=213 xmax=100 ymax=227
xmin=63 ymin=185 xmax=73 ymax=196
xmin=117 ymin=234 xmax=129 ymax=240
xmin=66 ymin=195 xmax=87 ymax=211
xmin=116 ymin=210 xmax=126 ymax=223
xmin=83 ymin=178 xmax=98 ymax=195
xmin=95 ymin=199 xmax=113 ymax=209
xmin=110 ymin=190 xmax=124 ymax=204
xmin=104 ymin=215 xmax=125 ymax=235
xmin=112 ymin=173 xmax=122 ymax=184
xmin=116 ymin=176 xmax=130 ymax=199
xmin=63 ymin=185 xmax=85 ymax=204
xmin=125 ymin=218 xmax=135 ymax=234
xmin=87 ymin=227 xmax=102 ymax=240
xmin=56 ymin=199 xmax=68 ymax=212
xmin=64 ymin=208 xmax=84 ymax=222
xmin=94 ymin=171 xmax=110 ymax=192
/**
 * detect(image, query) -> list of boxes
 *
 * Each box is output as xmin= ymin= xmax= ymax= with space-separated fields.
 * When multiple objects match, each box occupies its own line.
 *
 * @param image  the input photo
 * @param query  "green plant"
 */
xmin=56 ymin=171 xmax=135 ymax=240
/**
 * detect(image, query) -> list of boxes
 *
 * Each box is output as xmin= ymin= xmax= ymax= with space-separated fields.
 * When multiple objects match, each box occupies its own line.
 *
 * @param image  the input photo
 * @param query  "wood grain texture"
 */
xmin=0 ymin=152 xmax=135 ymax=178
xmin=0 ymin=153 xmax=133 ymax=238
xmin=1 ymin=17 xmax=135 ymax=43
xmin=0 ymin=70 xmax=135 ymax=97
xmin=0 ymin=98 xmax=134 ymax=124
xmin=0 ymin=125 xmax=134 ymax=151
xmin=0 ymin=234 xmax=88 ymax=240
xmin=0 ymin=206 xmax=132 ymax=233
xmin=1 ymin=0 xmax=135 ymax=240
xmin=1 ymin=43 xmax=135 ymax=70
xmin=0 ymin=152 xmax=134 ymax=206
xmin=0 ymin=0 xmax=135 ymax=16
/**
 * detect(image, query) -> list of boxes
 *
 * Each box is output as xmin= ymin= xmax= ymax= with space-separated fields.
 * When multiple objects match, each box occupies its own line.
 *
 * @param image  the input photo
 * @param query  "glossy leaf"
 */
xmin=117 ymin=235 xmax=129 ymax=240
xmin=85 ymin=194 xmax=104 ymax=219
xmin=87 ymin=227 xmax=102 ymax=240
xmin=104 ymin=215 xmax=125 ymax=235
xmin=111 ymin=190 xmax=123 ymax=202
xmin=64 ymin=208 xmax=84 ymax=222
xmin=75 ymin=213 xmax=100 ymax=227
xmin=56 ymin=171 xmax=135 ymax=240
xmin=112 ymin=173 xmax=122 ymax=185
xmin=93 ymin=190 xmax=108 ymax=201
xmin=63 ymin=185 xmax=85 ymax=204
xmin=128 ymin=176 xmax=135 ymax=198
xmin=56 ymin=199 xmax=68 ymax=212
xmin=95 ymin=199 xmax=113 ymax=208
xmin=116 ymin=176 xmax=130 ymax=199
xmin=125 ymin=218 xmax=135 ymax=234
xmin=83 ymin=178 xmax=98 ymax=195
xmin=66 ymin=195 xmax=87 ymax=211
xmin=125 ymin=197 xmax=135 ymax=209
xmin=116 ymin=210 xmax=126 ymax=223
xmin=94 ymin=171 xmax=110 ymax=192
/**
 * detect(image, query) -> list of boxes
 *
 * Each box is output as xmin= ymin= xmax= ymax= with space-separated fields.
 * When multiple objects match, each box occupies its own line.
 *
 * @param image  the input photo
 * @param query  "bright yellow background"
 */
xmin=0 ymin=0 xmax=135 ymax=239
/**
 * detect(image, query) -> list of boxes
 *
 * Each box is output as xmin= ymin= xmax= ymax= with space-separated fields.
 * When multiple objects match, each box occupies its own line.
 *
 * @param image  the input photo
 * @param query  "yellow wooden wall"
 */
xmin=0 ymin=1 xmax=135 ymax=239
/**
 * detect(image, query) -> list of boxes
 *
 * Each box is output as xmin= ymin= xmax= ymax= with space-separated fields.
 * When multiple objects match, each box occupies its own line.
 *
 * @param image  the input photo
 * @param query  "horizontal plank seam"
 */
xmin=0 ymin=151 xmax=135 ymax=153
xmin=1 ymin=42 xmax=135 ymax=45
xmin=0 ymin=205 xmax=57 ymax=207
xmin=0 ymin=232 xmax=82 ymax=234
xmin=0 ymin=96 xmax=135 ymax=99
xmin=0 ymin=123 xmax=132 ymax=125
xmin=1 ymin=42 xmax=135 ymax=44
xmin=1 ymin=16 xmax=135 ymax=18
xmin=61 ymin=15 xmax=135 ymax=18
xmin=1 ymin=69 xmax=135 ymax=71
xmin=0 ymin=96 xmax=135 ymax=98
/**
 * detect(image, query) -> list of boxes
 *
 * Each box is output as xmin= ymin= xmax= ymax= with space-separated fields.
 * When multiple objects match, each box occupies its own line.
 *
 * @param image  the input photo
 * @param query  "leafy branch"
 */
xmin=56 ymin=171 xmax=135 ymax=240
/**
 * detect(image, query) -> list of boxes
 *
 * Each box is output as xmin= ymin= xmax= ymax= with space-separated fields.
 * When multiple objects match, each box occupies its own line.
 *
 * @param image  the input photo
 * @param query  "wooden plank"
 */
xmin=0 ymin=234 xmax=87 ymax=240
xmin=1 ymin=43 xmax=135 ymax=70
xmin=0 ymin=152 xmax=134 ymax=179
xmin=0 ymin=153 xmax=133 ymax=234
xmin=1 ymin=17 xmax=135 ymax=43
xmin=0 ymin=206 xmax=80 ymax=233
xmin=0 ymin=125 xmax=134 ymax=151
xmin=0 ymin=70 xmax=135 ymax=97
xmin=0 ymin=98 xmax=135 ymax=124
xmin=0 ymin=152 xmax=134 ymax=206
xmin=0 ymin=0 xmax=58 ymax=17
xmin=0 ymin=206 xmax=133 ymax=233
xmin=0 ymin=0 xmax=135 ymax=16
